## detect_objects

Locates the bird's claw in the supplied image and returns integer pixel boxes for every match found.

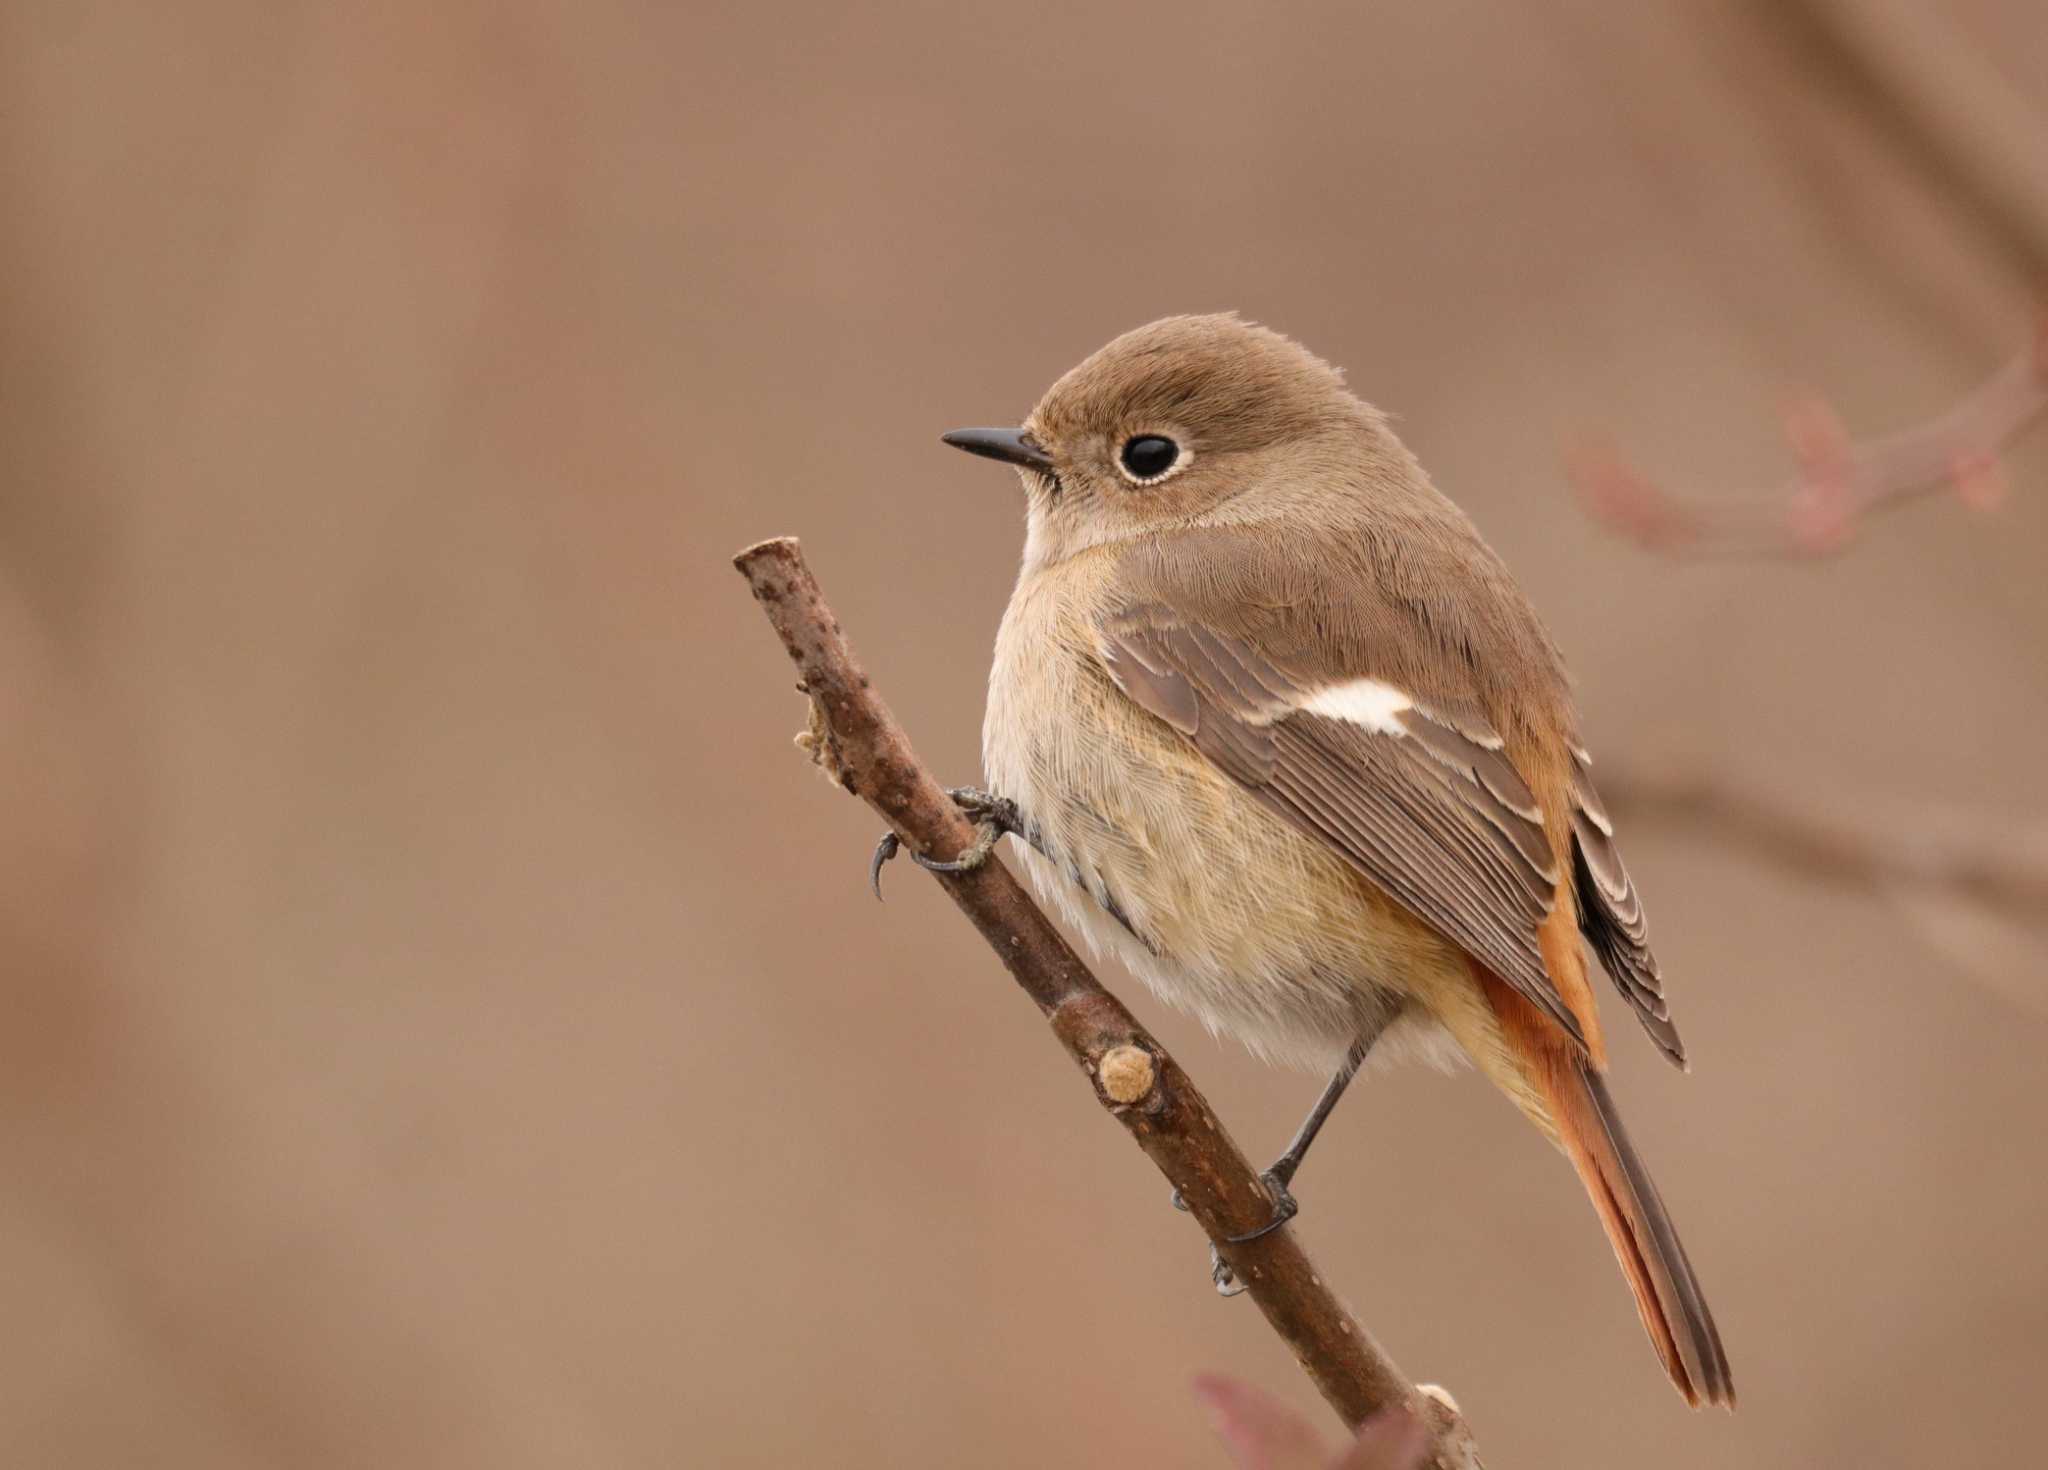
[871,788,1021,898]
[1174,1169,1300,1296]
[1222,1171,1300,1245]
[869,831,901,899]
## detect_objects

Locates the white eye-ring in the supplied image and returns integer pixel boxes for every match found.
[1115,432,1190,486]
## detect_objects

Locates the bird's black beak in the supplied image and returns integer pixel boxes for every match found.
[941,427,1055,472]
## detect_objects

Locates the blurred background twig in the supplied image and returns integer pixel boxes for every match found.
[1570,319,2046,555]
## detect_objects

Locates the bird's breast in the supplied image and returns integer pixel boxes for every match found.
[982,567,1465,1071]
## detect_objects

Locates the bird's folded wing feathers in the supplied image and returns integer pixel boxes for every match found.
[1569,754,1686,1066]
[1096,602,1589,1055]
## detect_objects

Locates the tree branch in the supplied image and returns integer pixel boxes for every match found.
[1596,760,2048,1014]
[733,536,1481,1467]
[1769,0,2048,290]
[1568,316,2047,557]
[1596,761,2048,916]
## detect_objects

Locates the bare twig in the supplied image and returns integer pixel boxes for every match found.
[1574,1,2048,558]
[1569,316,2047,557]
[1891,886,2048,1022]
[1198,1376,1434,1470]
[734,537,1481,1466]
[1597,761,2048,1014]
[1596,762,2048,915]
[1770,0,2048,289]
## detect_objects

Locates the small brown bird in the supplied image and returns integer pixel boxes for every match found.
[938,313,1733,1407]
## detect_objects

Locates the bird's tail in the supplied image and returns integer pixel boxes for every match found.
[1483,975,1735,1407]
[1559,1058,1734,1407]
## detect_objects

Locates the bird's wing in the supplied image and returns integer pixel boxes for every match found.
[1095,598,1588,1055]
[1568,752,1685,1066]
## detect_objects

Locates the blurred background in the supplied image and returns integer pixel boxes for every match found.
[2,1,2043,1465]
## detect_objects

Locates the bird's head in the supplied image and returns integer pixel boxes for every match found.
[945,313,1392,569]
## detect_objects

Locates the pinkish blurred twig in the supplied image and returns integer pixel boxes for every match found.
[1196,1377,1435,1470]
[1569,316,2047,558]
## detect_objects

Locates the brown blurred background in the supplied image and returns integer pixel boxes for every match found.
[2,2,2044,1465]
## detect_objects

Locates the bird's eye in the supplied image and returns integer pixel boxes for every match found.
[1118,435,1180,483]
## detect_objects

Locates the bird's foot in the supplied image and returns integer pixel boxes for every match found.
[870,788,1022,898]
[1207,1242,1246,1297]
[1170,1168,1300,1296]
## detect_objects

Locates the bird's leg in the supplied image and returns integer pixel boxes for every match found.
[1262,1031,1373,1201]
[1181,1024,1384,1297]
[870,788,1025,898]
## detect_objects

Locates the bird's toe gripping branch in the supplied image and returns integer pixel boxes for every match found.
[1174,1168,1302,1297]
[871,787,1024,898]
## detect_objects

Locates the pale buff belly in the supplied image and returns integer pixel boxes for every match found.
[984,595,1501,1075]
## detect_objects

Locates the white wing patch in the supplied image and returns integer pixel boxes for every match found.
[1299,678,1414,735]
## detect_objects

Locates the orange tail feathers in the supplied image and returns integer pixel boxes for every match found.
[1485,975,1735,1408]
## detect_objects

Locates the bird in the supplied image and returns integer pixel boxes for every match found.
[932,312,1733,1408]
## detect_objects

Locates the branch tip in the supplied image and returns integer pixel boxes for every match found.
[732,535,802,574]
